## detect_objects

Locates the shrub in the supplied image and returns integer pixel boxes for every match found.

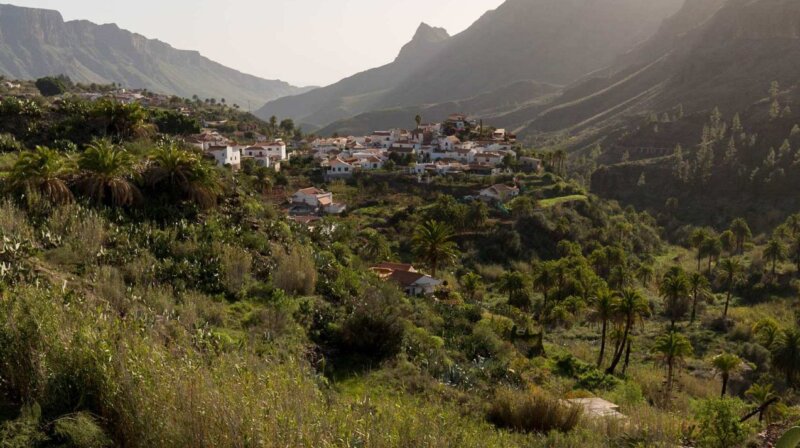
[218,243,252,297]
[52,412,112,448]
[486,388,582,434]
[693,398,749,448]
[272,244,317,296]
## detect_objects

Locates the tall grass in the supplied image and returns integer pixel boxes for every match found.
[486,388,583,434]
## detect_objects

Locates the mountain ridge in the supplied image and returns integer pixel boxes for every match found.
[258,0,684,132]
[0,3,310,108]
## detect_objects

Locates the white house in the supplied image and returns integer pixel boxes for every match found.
[262,140,287,160]
[356,155,384,170]
[291,187,346,215]
[439,136,461,152]
[206,145,241,168]
[474,152,506,166]
[480,184,520,203]
[292,187,333,208]
[326,157,355,178]
[371,131,394,148]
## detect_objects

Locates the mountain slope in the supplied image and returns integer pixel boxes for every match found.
[257,0,683,130]
[0,3,308,108]
[513,0,800,136]
[579,0,800,228]
[255,23,451,126]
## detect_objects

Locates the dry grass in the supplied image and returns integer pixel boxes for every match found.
[487,388,583,434]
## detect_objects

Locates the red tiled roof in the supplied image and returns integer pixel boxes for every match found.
[388,270,426,288]
[373,262,416,272]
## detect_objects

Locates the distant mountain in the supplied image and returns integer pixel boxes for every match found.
[509,0,800,136]
[316,80,559,137]
[255,23,451,127]
[257,0,683,131]
[0,3,310,109]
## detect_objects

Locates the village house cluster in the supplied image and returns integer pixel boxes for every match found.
[187,129,289,171]
[310,114,536,180]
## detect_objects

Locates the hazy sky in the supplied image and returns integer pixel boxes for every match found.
[8,0,505,87]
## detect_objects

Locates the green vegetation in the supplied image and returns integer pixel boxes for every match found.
[0,84,798,448]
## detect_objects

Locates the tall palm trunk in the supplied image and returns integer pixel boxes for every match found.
[721,374,729,398]
[597,319,607,368]
[723,280,733,320]
[622,339,632,375]
[666,360,674,397]
[690,287,699,324]
[606,316,631,375]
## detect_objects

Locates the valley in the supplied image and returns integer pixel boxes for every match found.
[0,0,800,447]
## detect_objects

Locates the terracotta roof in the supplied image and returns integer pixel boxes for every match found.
[373,262,416,272]
[297,187,325,195]
[388,270,427,288]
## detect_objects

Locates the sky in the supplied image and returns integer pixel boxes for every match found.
[7,0,505,87]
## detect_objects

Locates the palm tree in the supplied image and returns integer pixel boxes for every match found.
[412,220,458,277]
[414,114,422,129]
[460,272,483,302]
[711,353,742,397]
[146,142,220,209]
[745,383,777,423]
[688,272,711,324]
[606,288,650,375]
[498,271,527,304]
[653,331,693,399]
[753,318,781,349]
[719,258,743,321]
[359,229,390,262]
[771,328,800,386]
[7,146,73,204]
[533,261,556,313]
[691,228,710,271]
[701,236,722,274]
[637,264,655,289]
[730,218,752,255]
[659,267,691,329]
[589,288,616,368]
[75,139,139,207]
[764,238,787,278]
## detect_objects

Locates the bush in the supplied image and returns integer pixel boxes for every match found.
[693,398,749,448]
[218,243,252,297]
[486,388,582,434]
[52,412,112,448]
[272,244,317,296]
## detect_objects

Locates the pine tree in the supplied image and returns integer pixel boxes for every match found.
[673,144,689,183]
[675,104,684,120]
[732,113,743,134]
[770,81,780,100]
[723,137,738,167]
[770,100,781,120]
[779,139,792,161]
[694,140,715,185]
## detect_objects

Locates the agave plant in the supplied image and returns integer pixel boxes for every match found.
[75,139,140,207]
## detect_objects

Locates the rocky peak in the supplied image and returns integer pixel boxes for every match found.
[394,22,450,63]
